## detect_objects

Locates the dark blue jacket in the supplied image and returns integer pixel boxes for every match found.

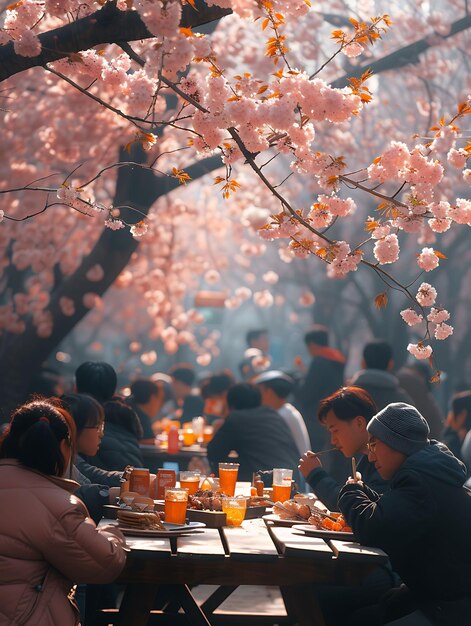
[339,442,471,602]
[88,422,143,472]
[307,454,388,511]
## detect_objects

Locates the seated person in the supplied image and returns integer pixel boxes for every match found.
[206,383,300,482]
[339,402,471,626]
[169,365,204,424]
[253,370,311,457]
[88,399,144,471]
[75,360,117,404]
[0,399,126,625]
[61,394,122,522]
[442,390,471,461]
[127,379,162,440]
[200,371,234,425]
[299,386,388,511]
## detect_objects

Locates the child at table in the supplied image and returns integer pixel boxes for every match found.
[339,402,471,625]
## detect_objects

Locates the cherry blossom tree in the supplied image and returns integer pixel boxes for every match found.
[0,0,470,417]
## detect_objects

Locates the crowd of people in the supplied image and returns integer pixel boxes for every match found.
[1,324,471,625]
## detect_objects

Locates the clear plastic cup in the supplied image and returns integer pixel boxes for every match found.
[272,468,293,503]
[164,487,188,524]
[179,470,201,495]
[218,462,239,496]
[221,496,248,527]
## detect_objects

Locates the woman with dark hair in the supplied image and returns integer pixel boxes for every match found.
[60,393,123,522]
[88,399,144,471]
[0,400,126,626]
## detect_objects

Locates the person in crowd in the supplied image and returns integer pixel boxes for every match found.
[207,383,300,482]
[87,399,144,471]
[396,361,444,439]
[169,365,204,423]
[349,340,412,411]
[200,371,234,424]
[298,386,388,511]
[60,394,122,522]
[339,402,471,625]
[28,365,65,399]
[75,361,117,404]
[239,329,270,380]
[127,378,162,439]
[294,325,346,450]
[442,390,471,461]
[0,399,126,626]
[253,370,310,457]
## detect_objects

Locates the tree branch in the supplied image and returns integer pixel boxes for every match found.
[0,0,231,83]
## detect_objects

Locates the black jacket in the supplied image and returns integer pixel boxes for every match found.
[339,442,471,602]
[207,406,300,482]
[306,454,388,511]
[349,369,413,411]
[87,422,144,472]
[295,354,345,450]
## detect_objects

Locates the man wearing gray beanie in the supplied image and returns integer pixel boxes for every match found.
[338,402,471,625]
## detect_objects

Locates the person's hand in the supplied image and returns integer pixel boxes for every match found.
[345,472,363,487]
[298,451,322,478]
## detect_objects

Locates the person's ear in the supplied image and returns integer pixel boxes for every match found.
[361,358,366,369]
[356,415,367,430]
[387,358,395,371]
[456,409,468,429]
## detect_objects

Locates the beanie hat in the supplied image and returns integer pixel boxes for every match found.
[367,402,430,456]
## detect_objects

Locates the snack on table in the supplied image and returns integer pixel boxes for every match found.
[308,510,352,532]
[188,489,225,511]
[273,499,311,520]
[117,509,165,530]
[119,493,155,512]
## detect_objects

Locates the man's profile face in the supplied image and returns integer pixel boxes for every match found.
[323,410,366,458]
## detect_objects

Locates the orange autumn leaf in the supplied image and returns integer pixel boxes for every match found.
[374,292,388,309]
[434,250,448,260]
[172,167,192,185]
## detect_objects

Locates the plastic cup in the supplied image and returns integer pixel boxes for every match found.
[222,496,248,527]
[203,426,214,444]
[182,429,196,446]
[218,462,239,496]
[272,468,293,503]
[179,471,200,495]
[164,487,188,525]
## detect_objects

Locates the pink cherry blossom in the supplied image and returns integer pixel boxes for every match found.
[427,308,450,324]
[262,271,279,285]
[299,291,315,307]
[416,283,437,307]
[373,234,400,264]
[400,308,424,326]
[417,248,439,272]
[253,289,274,308]
[407,343,433,360]
[140,350,157,365]
[434,322,453,340]
[86,264,105,282]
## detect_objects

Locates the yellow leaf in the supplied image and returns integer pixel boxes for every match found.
[257,85,268,94]
[261,18,269,30]
[374,292,388,309]
[365,220,379,232]
[434,250,448,260]
[180,27,194,38]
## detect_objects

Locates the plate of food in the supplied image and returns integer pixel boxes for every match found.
[262,513,310,527]
[296,524,355,540]
[116,509,205,536]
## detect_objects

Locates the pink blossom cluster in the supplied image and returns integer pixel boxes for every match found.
[407,343,433,360]
[400,308,424,326]
[373,234,400,264]
[417,247,439,272]
[326,243,362,279]
[416,282,437,307]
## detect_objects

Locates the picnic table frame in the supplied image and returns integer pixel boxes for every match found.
[89,518,387,626]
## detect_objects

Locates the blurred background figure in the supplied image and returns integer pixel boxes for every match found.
[397,361,444,439]
[200,371,234,424]
[239,328,271,380]
[75,361,117,405]
[127,378,163,440]
[443,390,471,462]
[253,370,310,457]
[294,325,346,451]
[169,365,204,423]
[349,340,412,410]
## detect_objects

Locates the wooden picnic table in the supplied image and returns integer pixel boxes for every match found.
[90,517,387,626]
[140,443,208,472]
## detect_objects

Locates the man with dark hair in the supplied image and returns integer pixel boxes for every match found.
[254,370,310,456]
[443,390,471,461]
[207,383,300,482]
[200,372,234,424]
[169,365,204,423]
[75,361,117,404]
[128,379,162,440]
[349,339,412,410]
[294,324,346,450]
[298,386,388,511]
[245,328,269,353]
[239,329,270,381]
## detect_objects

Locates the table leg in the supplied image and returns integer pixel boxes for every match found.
[176,584,213,626]
[200,586,238,615]
[281,585,326,626]
[118,582,156,626]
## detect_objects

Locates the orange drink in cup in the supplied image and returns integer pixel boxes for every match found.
[179,471,200,495]
[272,468,293,503]
[182,429,196,446]
[165,487,188,525]
[203,426,214,444]
[218,462,239,496]
[222,496,248,526]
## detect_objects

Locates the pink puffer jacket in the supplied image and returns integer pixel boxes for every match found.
[0,459,127,626]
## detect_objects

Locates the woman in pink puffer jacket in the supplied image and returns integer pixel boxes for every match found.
[0,400,127,626]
